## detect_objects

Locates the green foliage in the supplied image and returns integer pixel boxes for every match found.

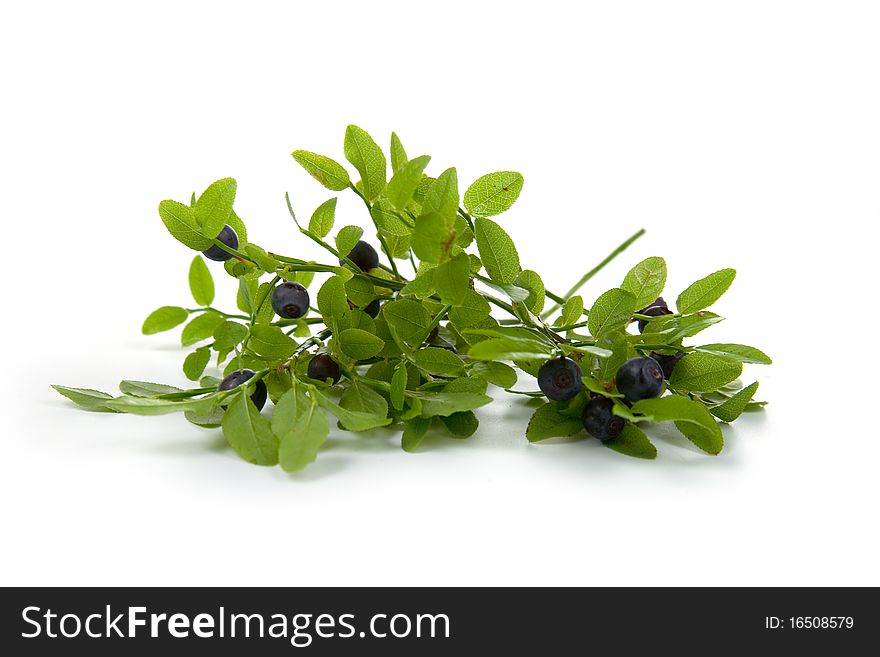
[55,124,769,473]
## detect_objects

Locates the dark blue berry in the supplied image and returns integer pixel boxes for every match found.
[615,357,664,404]
[582,396,626,441]
[271,282,309,319]
[201,225,239,262]
[636,297,672,332]
[650,351,685,379]
[219,369,267,411]
[343,240,379,272]
[537,356,583,402]
[364,299,382,318]
[307,354,342,384]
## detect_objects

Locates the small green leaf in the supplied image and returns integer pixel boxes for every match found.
[382,298,432,350]
[474,217,521,284]
[312,388,392,431]
[463,171,524,217]
[273,390,329,473]
[344,276,376,308]
[468,337,552,361]
[421,167,459,224]
[249,325,297,360]
[51,385,117,412]
[344,124,386,200]
[158,200,212,250]
[390,131,408,172]
[472,361,518,388]
[515,269,546,315]
[243,244,281,273]
[183,347,211,381]
[527,403,584,442]
[669,352,743,393]
[309,197,337,238]
[410,211,452,263]
[221,390,279,465]
[442,411,479,437]
[188,255,215,306]
[212,321,248,350]
[402,416,431,452]
[142,306,189,335]
[696,344,772,365]
[449,290,491,328]
[181,311,224,346]
[103,395,216,416]
[385,155,431,210]
[411,347,465,376]
[336,225,365,258]
[317,275,349,319]
[711,381,760,422]
[119,381,182,397]
[631,395,723,454]
[433,252,471,305]
[587,288,638,337]
[621,256,667,308]
[337,328,384,360]
[194,177,236,238]
[390,364,408,411]
[677,268,736,314]
[558,295,584,326]
[411,391,492,417]
[291,150,350,191]
[603,423,657,459]
[340,380,389,417]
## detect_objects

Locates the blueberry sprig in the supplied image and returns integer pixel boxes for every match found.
[52,125,770,470]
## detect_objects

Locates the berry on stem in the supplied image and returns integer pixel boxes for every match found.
[307,353,342,384]
[636,297,672,332]
[582,396,626,441]
[537,356,583,401]
[202,225,239,262]
[271,282,309,319]
[615,357,664,404]
[219,369,267,411]
[344,240,379,272]
[650,351,685,380]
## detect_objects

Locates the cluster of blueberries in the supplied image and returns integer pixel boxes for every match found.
[536,297,685,442]
[208,224,378,410]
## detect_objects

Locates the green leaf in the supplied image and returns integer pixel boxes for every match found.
[677,268,736,314]
[249,325,297,360]
[385,155,431,210]
[515,269,546,315]
[472,361,518,388]
[411,391,492,417]
[390,364,408,411]
[181,311,224,346]
[344,124,386,200]
[642,312,724,341]
[449,290,491,328]
[463,171,524,217]
[558,295,584,326]
[421,167,459,223]
[587,288,638,337]
[142,306,189,335]
[104,395,216,416]
[309,197,337,238]
[527,403,584,442]
[273,389,329,473]
[335,225,365,258]
[194,177,236,238]
[312,388,392,431]
[119,380,182,397]
[410,211,451,263]
[603,423,657,459]
[711,381,760,422]
[236,276,258,314]
[243,244,281,273]
[631,395,723,454]
[340,380,389,417]
[291,150,350,191]
[442,411,479,437]
[669,352,743,393]
[621,256,667,308]
[467,337,552,361]
[221,390,279,465]
[188,256,215,306]
[382,298,432,350]
[433,252,471,305]
[212,321,248,350]
[411,347,465,376]
[390,132,408,172]
[158,200,212,250]
[474,217,521,284]
[317,275,349,319]
[344,276,376,308]
[183,347,211,381]
[402,416,431,452]
[696,344,772,365]
[337,328,385,360]
[51,385,117,412]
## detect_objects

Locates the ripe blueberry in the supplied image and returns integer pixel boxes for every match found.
[537,356,583,402]
[582,396,627,442]
[307,353,342,384]
[219,369,267,411]
[650,351,685,380]
[343,240,379,272]
[615,357,664,404]
[271,282,309,319]
[636,297,672,332]
[202,225,239,262]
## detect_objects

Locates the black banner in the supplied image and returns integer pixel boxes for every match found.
[1,587,875,654]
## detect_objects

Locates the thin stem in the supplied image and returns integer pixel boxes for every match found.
[349,184,402,280]
[210,237,256,265]
[418,304,451,345]
[457,207,475,232]
[187,307,250,321]
[540,228,646,320]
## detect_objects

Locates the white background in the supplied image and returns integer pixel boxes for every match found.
[1,1,878,586]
